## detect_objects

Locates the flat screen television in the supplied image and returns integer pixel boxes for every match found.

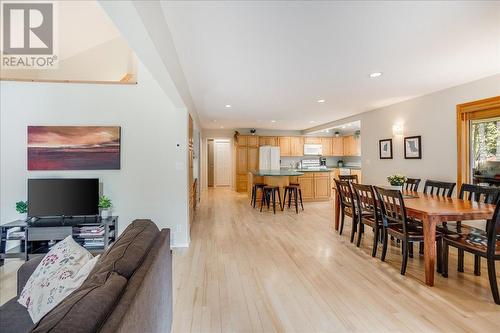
[28,179,99,217]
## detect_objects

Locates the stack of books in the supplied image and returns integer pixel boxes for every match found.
[73,226,105,249]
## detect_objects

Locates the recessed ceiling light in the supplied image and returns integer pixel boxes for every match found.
[317,99,325,103]
[342,125,346,129]
[369,72,383,78]
[271,120,276,123]
[220,125,224,129]
[225,104,232,108]
[309,120,316,124]
[213,120,217,122]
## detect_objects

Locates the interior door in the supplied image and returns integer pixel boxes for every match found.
[215,141,231,186]
[207,139,214,187]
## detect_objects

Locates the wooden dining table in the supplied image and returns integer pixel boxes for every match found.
[332,188,496,286]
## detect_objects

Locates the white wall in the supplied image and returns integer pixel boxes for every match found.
[307,74,500,188]
[0,61,190,247]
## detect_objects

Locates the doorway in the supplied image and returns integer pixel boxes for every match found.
[214,139,231,187]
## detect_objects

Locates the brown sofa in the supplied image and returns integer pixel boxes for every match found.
[0,220,172,333]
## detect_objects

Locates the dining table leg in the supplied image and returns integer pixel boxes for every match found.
[422,214,438,286]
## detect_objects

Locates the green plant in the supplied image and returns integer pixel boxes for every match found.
[99,196,112,209]
[16,201,28,214]
[387,174,407,186]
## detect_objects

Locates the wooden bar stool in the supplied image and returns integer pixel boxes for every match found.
[251,183,267,208]
[283,184,304,214]
[260,186,282,214]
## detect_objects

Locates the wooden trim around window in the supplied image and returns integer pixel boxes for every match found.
[456,96,500,191]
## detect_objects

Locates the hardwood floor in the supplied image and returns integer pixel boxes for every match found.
[172,188,500,332]
[1,188,499,332]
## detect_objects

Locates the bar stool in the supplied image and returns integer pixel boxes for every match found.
[251,183,267,208]
[260,186,282,214]
[283,184,304,214]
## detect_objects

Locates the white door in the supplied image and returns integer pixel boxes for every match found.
[215,141,231,186]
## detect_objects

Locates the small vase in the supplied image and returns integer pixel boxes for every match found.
[19,213,27,221]
[101,209,109,219]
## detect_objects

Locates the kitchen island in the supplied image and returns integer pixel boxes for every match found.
[248,169,333,202]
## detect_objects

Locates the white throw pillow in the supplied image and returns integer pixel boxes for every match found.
[18,236,97,323]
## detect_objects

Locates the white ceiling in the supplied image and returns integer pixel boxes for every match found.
[162,1,500,130]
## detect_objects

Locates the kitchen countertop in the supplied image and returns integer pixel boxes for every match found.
[327,166,362,170]
[250,169,305,176]
[292,168,334,172]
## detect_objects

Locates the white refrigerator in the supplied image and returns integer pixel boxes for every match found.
[259,146,280,170]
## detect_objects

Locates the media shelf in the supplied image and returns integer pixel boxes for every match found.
[0,216,118,265]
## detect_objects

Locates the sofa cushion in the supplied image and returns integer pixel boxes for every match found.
[0,298,34,333]
[30,272,127,333]
[92,219,159,279]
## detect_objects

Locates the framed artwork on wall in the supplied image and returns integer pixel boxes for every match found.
[404,135,422,159]
[28,126,121,170]
[379,139,393,159]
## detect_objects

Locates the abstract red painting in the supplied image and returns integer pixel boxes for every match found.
[28,126,121,170]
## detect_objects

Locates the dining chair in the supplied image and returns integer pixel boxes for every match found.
[423,180,456,197]
[339,174,358,183]
[352,183,382,257]
[404,178,421,192]
[440,183,500,275]
[442,201,500,305]
[374,186,443,275]
[334,179,358,243]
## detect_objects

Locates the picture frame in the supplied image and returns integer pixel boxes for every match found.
[404,135,422,159]
[379,139,393,159]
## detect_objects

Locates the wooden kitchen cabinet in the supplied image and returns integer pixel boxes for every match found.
[247,135,259,147]
[314,173,331,199]
[279,137,291,156]
[259,136,278,146]
[290,137,304,156]
[304,137,322,144]
[237,135,248,147]
[331,137,344,156]
[321,137,332,156]
[343,135,361,156]
[247,146,259,171]
[236,146,248,174]
[297,175,314,200]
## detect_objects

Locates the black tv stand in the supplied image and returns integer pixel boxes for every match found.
[1,216,118,265]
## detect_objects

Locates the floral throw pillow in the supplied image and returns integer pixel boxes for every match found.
[18,236,96,323]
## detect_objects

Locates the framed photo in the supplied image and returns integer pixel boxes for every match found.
[404,135,422,159]
[379,139,393,159]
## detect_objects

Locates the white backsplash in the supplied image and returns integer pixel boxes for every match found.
[280,156,361,168]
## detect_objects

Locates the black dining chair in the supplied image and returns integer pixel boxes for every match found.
[440,183,500,275]
[352,183,382,257]
[374,186,443,275]
[442,201,500,305]
[423,180,456,197]
[339,174,358,183]
[335,179,358,243]
[404,178,421,192]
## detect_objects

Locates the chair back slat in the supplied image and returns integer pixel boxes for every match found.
[352,183,378,219]
[404,178,421,191]
[423,180,456,197]
[374,187,411,236]
[459,183,500,204]
[339,175,358,184]
[335,179,355,208]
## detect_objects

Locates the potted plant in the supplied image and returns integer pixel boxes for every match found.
[16,201,28,220]
[387,174,407,190]
[99,195,112,219]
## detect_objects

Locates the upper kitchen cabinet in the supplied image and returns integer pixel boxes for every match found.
[304,137,322,144]
[343,135,361,156]
[259,136,278,146]
[331,137,344,156]
[320,137,332,156]
[247,135,259,147]
[290,137,304,156]
[279,137,291,156]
